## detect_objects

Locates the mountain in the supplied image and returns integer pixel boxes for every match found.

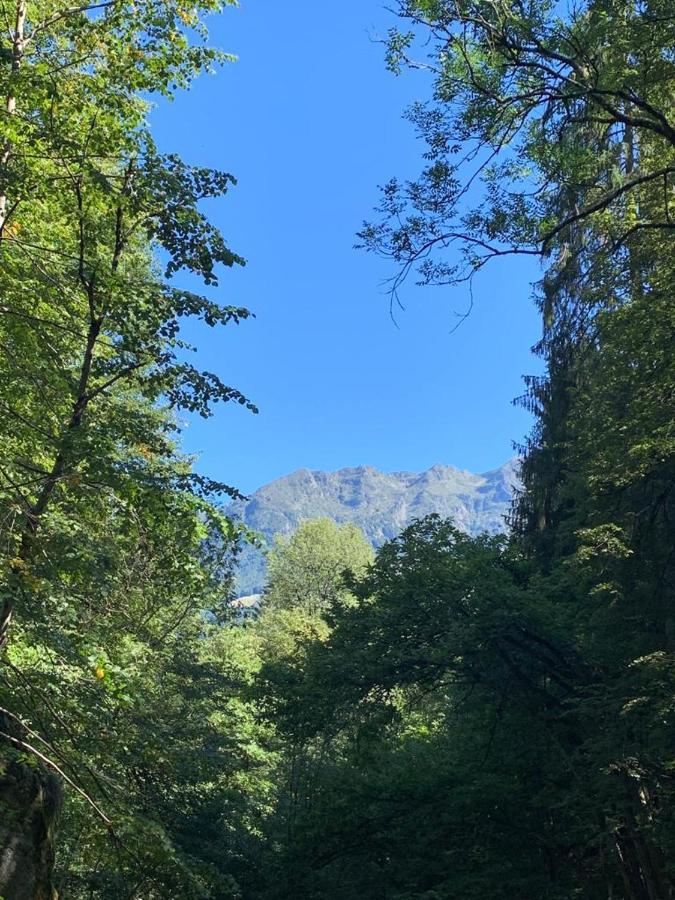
[231,459,520,595]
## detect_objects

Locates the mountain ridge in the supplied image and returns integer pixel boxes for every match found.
[231,459,520,594]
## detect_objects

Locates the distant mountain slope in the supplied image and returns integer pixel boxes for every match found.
[231,460,520,595]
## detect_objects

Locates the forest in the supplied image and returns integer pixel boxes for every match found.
[0,0,674,897]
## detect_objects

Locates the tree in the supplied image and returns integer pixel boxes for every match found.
[256,517,595,899]
[354,1,675,897]
[265,519,374,618]
[0,0,256,893]
[359,0,674,297]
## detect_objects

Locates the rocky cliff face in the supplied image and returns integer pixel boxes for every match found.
[231,459,520,594]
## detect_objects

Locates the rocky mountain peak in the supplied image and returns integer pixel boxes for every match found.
[231,459,520,594]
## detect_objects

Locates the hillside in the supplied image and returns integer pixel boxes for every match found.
[231,459,520,594]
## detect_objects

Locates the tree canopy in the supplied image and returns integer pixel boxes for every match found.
[1,0,674,897]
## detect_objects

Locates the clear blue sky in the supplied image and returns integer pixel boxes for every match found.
[150,0,543,496]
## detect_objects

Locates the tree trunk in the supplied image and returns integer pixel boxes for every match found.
[615,830,673,900]
[0,740,62,900]
[0,0,26,237]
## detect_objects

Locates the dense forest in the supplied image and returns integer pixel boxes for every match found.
[0,0,673,897]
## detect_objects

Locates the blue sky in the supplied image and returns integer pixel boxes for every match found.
[150,0,543,496]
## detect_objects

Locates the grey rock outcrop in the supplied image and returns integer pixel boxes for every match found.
[231,459,520,595]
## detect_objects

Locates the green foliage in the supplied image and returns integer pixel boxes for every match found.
[258,0,675,897]
[265,518,374,617]
[358,0,675,297]
[1,0,673,896]
[0,0,261,893]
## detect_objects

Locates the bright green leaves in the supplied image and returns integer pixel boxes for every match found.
[0,0,255,892]
[265,518,374,619]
